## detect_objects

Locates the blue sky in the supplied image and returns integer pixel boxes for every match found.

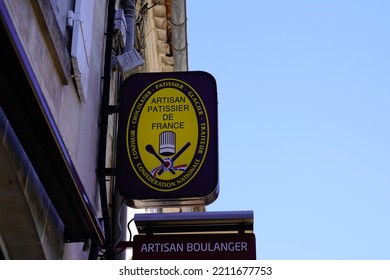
[186,1,390,259]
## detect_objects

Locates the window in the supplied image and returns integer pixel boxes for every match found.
[67,0,96,103]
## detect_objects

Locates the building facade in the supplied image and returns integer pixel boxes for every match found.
[0,0,188,260]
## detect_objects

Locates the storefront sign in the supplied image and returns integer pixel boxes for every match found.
[132,233,256,260]
[116,72,218,208]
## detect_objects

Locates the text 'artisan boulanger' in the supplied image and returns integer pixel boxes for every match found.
[140,241,248,253]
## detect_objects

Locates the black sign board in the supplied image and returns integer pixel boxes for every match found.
[132,233,256,260]
[116,71,219,208]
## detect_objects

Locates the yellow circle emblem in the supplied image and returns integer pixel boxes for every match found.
[126,78,209,192]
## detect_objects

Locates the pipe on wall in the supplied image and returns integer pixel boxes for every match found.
[110,0,138,260]
[170,0,188,71]
[96,0,117,260]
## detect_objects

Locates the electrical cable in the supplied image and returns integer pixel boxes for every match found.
[112,217,135,257]
[127,218,135,242]
[112,199,126,249]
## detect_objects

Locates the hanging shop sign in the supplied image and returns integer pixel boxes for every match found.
[132,233,256,260]
[116,71,218,208]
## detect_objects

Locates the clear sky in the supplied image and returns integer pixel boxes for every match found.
[186,0,390,260]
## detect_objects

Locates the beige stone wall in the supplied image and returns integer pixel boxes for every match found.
[3,0,107,206]
[140,0,174,72]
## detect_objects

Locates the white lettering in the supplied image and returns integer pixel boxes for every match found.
[186,242,248,252]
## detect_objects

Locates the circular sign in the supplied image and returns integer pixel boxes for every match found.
[126,78,209,192]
